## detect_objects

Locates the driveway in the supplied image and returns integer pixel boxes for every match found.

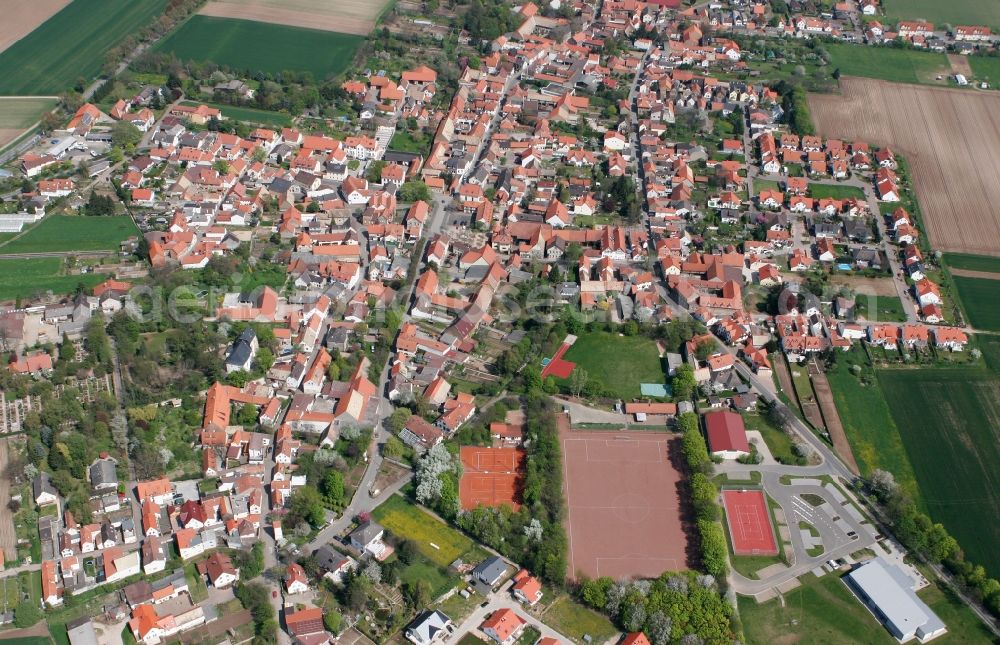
[448,581,572,643]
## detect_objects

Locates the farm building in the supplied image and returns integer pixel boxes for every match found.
[704,410,749,459]
[845,557,946,643]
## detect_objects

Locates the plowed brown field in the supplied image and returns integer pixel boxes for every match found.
[808,77,1000,256]
[199,0,390,35]
[0,0,71,54]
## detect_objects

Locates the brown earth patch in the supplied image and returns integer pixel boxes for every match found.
[828,274,899,297]
[947,54,972,77]
[949,268,1000,280]
[0,130,23,151]
[198,0,391,35]
[0,0,72,55]
[808,77,1000,256]
[0,439,16,563]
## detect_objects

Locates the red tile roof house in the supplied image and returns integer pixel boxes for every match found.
[704,410,750,460]
[511,569,543,606]
[285,562,310,594]
[198,552,240,588]
[620,634,651,645]
[480,608,526,645]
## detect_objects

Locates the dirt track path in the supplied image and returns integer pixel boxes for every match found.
[949,268,1000,280]
[808,363,860,475]
[0,440,16,564]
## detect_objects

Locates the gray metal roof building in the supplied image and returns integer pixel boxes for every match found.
[845,557,946,643]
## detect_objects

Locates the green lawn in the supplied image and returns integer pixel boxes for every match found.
[389,129,433,155]
[883,0,1000,29]
[153,16,363,80]
[968,56,1000,84]
[739,570,993,645]
[944,252,1000,274]
[0,0,168,95]
[825,347,921,502]
[753,179,782,193]
[557,331,666,399]
[855,294,907,323]
[827,44,950,85]
[878,367,1000,577]
[0,258,103,301]
[372,494,483,568]
[0,98,57,129]
[179,100,291,127]
[809,183,866,200]
[540,595,618,645]
[952,276,1000,331]
[399,558,458,598]
[741,412,800,465]
[0,215,137,254]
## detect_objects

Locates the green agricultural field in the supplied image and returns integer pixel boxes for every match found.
[809,183,866,200]
[372,494,485,568]
[827,44,950,85]
[0,98,57,129]
[179,101,291,127]
[0,216,138,254]
[153,16,362,80]
[557,331,667,399]
[878,367,1000,577]
[883,0,1000,29]
[944,252,1000,274]
[825,347,921,501]
[0,0,168,95]
[968,56,1000,84]
[0,258,103,301]
[739,569,994,645]
[952,276,1000,331]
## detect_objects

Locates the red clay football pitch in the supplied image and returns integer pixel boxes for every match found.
[559,414,690,579]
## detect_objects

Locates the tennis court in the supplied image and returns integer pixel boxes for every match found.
[722,489,779,556]
[458,447,526,511]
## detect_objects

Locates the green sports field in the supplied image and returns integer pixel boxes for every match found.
[556,331,667,399]
[952,276,1000,331]
[153,16,362,80]
[879,367,1000,577]
[0,258,103,301]
[827,44,950,85]
[883,0,1000,29]
[0,0,168,95]
[0,215,138,254]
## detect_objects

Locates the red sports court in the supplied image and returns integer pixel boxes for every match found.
[541,334,577,379]
[458,447,526,511]
[559,414,690,580]
[722,489,779,556]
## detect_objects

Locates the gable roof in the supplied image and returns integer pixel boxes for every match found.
[704,410,749,453]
